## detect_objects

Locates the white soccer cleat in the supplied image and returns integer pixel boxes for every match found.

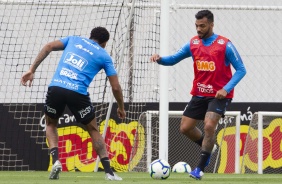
[49,160,62,180]
[105,173,123,181]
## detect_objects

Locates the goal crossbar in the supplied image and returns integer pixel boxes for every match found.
[2,1,282,11]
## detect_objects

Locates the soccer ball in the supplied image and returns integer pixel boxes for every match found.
[149,159,171,179]
[172,161,191,173]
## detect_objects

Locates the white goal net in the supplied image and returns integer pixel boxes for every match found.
[241,112,282,174]
[0,0,160,171]
[135,111,241,173]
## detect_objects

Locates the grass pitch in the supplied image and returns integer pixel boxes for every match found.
[0,171,281,184]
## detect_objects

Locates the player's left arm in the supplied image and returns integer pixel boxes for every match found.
[104,56,126,119]
[21,40,65,87]
[222,41,247,94]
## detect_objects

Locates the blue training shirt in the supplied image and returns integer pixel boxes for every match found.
[158,34,246,93]
[49,36,117,95]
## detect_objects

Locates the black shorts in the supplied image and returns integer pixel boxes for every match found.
[183,96,232,120]
[44,86,95,125]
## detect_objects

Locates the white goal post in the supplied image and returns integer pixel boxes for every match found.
[144,110,241,173]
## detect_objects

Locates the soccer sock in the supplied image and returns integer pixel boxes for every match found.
[194,135,204,147]
[197,150,211,171]
[101,157,114,176]
[50,147,59,164]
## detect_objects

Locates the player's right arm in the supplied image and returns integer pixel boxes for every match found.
[150,42,192,66]
[21,40,65,87]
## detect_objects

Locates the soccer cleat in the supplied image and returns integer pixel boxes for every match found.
[189,167,204,180]
[49,160,62,180]
[105,173,123,181]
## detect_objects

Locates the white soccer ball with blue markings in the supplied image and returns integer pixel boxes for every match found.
[172,161,191,173]
[149,159,171,179]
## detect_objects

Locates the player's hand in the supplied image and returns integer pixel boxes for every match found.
[215,89,227,99]
[150,54,161,62]
[117,108,126,119]
[21,70,34,87]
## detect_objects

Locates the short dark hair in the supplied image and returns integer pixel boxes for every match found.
[89,27,110,44]
[195,10,214,22]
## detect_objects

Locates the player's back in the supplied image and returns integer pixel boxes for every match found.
[49,36,116,95]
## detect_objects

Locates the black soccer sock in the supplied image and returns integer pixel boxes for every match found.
[50,147,59,164]
[197,151,211,171]
[101,157,114,176]
[194,135,204,147]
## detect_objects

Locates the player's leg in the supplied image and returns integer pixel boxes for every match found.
[180,116,202,143]
[68,91,122,180]
[190,112,220,180]
[189,112,219,180]
[181,96,208,180]
[190,98,232,180]
[84,118,112,171]
[181,96,207,146]
[84,119,122,180]
[198,111,221,169]
[45,115,59,160]
[181,116,217,151]
[44,86,66,180]
[45,115,62,180]
[201,98,232,168]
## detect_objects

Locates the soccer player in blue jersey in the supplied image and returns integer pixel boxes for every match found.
[150,10,246,180]
[21,27,125,180]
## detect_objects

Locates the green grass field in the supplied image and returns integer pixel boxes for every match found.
[0,172,281,184]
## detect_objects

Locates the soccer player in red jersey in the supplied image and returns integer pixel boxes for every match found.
[150,10,246,180]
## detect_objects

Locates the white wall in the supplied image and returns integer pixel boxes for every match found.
[164,1,282,102]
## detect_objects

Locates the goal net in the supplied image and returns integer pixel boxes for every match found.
[134,111,241,173]
[241,112,282,174]
[0,0,160,171]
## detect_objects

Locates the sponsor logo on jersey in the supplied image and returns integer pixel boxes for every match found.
[64,52,88,71]
[60,67,78,80]
[82,39,100,50]
[78,106,92,118]
[75,44,93,55]
[217,39,225,44]
[197,83,214,93]
[53,79,79,90]
[196,60,215,71]
[192,39,200,44]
